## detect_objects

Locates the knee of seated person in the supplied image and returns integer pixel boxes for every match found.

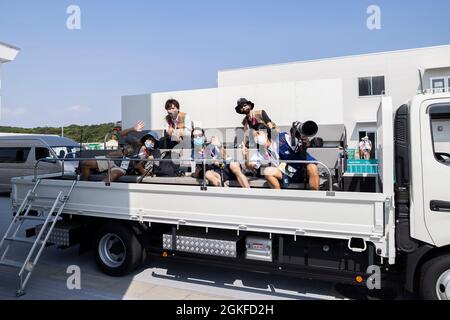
[82,160,94,167]
[230,162,239,171]
[263,167,276,177]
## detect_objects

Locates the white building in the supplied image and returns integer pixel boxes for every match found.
[0,41,20,111]
[122,45,450,147]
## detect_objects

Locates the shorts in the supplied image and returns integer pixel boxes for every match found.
[287,167,306,183]
[96,157,126,175]
[198,165,235,183]
[283,153,317,183]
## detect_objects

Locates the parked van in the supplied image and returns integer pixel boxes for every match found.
[0,134,80,192]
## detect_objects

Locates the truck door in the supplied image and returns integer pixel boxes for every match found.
[421,101,450,246]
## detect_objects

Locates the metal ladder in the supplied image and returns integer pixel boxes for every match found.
[0,178,78,297]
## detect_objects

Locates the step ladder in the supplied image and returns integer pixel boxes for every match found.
[0,178,78,297]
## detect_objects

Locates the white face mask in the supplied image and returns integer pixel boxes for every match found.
[256,135,268,146]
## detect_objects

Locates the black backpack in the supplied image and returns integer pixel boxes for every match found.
[310,137,324,148]
[154,151,182,177]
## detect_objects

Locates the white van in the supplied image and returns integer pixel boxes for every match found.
[0,134,80,193]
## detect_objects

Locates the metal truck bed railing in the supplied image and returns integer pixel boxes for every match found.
[34,156,335,191]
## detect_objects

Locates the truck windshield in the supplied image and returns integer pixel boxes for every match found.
[51,146,81,159]
[430,104,450,165]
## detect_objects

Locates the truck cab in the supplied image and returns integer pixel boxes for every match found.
[395,93,450,300]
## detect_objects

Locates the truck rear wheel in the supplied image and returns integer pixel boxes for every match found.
[419,254,450,300]
[93,223,143,277]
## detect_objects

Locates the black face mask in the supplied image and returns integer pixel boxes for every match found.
[236,104,251,115]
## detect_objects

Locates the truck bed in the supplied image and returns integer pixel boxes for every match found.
[10,172,395,263]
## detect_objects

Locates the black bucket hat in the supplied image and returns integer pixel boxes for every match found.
[235,98,255,114]
[139,131,160,147]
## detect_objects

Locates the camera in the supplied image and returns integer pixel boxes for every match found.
[290,121,319,152]
[290,121,319,138]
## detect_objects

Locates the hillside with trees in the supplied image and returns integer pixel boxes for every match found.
[0,123,116,143]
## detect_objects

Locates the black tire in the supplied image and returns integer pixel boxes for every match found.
[138,248,148,269]
[93,223,143,277]
[419,254,450,300]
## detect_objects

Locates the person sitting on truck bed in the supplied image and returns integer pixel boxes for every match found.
[191,127,236,187]
[243,123,287,189]
[133,131,161,178]
[278,125,320,191]
[80,121,145,181]
[159,99,193,149]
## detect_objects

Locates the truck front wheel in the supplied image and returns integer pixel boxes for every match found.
[419,254,450,300]
[93,223,143,277]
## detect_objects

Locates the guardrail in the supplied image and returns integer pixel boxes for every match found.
[34,155,334,191]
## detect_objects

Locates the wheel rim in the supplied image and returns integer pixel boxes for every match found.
[436,269,450,300]
[98,233,126,268]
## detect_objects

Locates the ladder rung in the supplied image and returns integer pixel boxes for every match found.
[30,196,60,201]
[0,259,22,269]
[4,237,43,245]
[17,216,49,222]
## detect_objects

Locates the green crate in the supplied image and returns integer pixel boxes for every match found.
[347,149,356,160]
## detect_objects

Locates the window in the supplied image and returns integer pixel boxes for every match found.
[35,147,51,160]
[430,104,450,166]
[51,146,80,159]
[430,77,450,92]
[0,147,31,163]
[358,76,385,97]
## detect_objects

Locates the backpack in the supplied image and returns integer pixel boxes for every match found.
[154,151,182,177]
[310,137,324,148]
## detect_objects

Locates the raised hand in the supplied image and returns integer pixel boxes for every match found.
[134,121,145,132]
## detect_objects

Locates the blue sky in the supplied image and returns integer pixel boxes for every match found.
[1,0,450,128]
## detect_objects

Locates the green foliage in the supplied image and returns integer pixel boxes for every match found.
[0,123,117,143]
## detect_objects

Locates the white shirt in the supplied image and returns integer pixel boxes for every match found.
[359,140,372,152]
[105,139,119,150]
[249,140,280,170]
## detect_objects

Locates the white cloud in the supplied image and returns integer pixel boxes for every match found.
[67,105,91,112]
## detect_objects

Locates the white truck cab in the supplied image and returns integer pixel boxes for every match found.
[407,94,450,246]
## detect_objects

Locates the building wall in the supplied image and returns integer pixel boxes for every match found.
[0,42,20,117]
[218,45,450,146]
[122,79,344,132]
[122,45,450,148]
[121,94,152,130]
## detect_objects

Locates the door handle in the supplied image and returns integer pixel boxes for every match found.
[430,200,450,212]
